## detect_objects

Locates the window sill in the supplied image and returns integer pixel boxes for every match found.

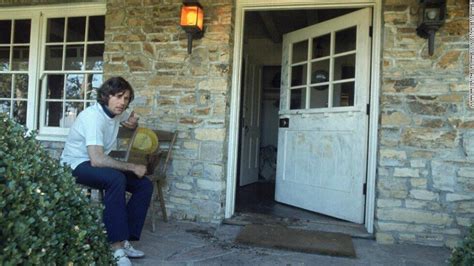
[36,134,67,142]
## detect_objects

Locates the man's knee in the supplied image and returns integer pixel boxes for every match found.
[104,170,127,189]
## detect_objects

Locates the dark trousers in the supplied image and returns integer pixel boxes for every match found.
[73,161,153,243]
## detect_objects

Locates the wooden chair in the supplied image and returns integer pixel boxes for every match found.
[145,130,178,232]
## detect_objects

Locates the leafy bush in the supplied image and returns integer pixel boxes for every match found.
[450,224,474,266]
[0,113,114,265]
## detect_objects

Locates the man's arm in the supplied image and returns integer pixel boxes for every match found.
[87,145,147,177]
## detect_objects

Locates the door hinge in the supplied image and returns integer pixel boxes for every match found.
[363,183,367,195]
[366,103,370,115]
[369,26,373,37]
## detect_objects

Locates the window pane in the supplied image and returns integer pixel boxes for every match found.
[14,74,28,98]
[65,44,84,70]
[312,34,330,59]
[311,59,330,84]
[47,18,65,42]
[333,82,354,107]
[0,100,10,114]
[334,55,355,81]
[291,64,306,86]
[87,73,102,100]
[45,101,62,126]
[0,47,10,71]
[66,74,84,100]
[86,44,104,70]
[292,40,308,63]
[290,88,306,110]
[46,75,64,100]
[45,45,63,70]
[13,100,27,125]
[0,20,12,44]
[0,74,12,97]
[67,17,86,42]
[88,16,105,41]
[12,46,29,71]
[63,102,83,128]
[310,85,329,108]
[335,26,356,54]
[14,20,31,44]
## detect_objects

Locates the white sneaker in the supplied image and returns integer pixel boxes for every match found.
[113,249,132,266]
[123,240,145,258]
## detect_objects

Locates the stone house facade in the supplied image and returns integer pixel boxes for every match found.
[0,0,470,248]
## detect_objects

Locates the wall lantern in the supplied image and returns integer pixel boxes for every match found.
[416,0,446,56]
[180,0,204,54]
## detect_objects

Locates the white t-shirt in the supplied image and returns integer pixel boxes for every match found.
[60,103,130,170]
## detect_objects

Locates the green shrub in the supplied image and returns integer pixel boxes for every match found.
[0,113,114,265]
[450,224,474,266]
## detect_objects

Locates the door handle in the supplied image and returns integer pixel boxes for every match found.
[279,118,289,128]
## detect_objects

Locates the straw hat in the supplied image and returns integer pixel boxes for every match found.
[132,127,159,154]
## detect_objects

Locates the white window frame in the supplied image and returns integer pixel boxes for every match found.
[0,3,106,141]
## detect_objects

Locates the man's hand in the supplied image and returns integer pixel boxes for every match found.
[131,164,147,178]
[122,111,139,129]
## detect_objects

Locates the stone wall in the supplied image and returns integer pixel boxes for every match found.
[104,0,233,222]
[377,0,472,247]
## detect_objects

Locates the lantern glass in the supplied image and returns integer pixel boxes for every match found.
[180,5,203,31]
[425,8,440,21]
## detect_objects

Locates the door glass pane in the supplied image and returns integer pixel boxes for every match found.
[14,74,28,98]
[311,59,330,84]
[334,54,355,81]
[66,74,84,100]
[335,26,356,54]
[13,100,27,125]
[86,44,104,70]
[0,20,12,44]
[310,85,329,108]
[45,101,62,126]
[0,74,12,97]
[14,20,31,43]
[65,45,84,70]
[312,33,330,59]
[46,75,64,99]
[0,47,10,71]
[0,100,10,114]
[88,16,105,41]
[47,18,65,42]
[87,73,102,100]
[12,46,29,71]
[292,40,308,63]
[67,17,86,42]
[333,82,354,107]
[45,45,63,70]
[290,88,306,110]
[291,64,306,86]
[64,102,83,128]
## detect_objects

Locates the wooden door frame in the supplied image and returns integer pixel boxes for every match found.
[225,0,382,234]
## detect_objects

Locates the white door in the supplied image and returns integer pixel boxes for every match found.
[239,56,262,186]
[275,8,372,223]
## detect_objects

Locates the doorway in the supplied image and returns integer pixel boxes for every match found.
[228,6,376,237]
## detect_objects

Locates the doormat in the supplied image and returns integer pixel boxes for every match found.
[235,224,356,257]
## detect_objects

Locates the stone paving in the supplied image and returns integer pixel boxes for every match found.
[131,220,451,265]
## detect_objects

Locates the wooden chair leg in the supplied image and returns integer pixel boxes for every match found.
[156,179,168,223]
[151,182,157,232]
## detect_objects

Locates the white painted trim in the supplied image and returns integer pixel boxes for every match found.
[226,0,382,235]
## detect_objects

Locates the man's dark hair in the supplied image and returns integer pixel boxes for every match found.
[97,76,135,106]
